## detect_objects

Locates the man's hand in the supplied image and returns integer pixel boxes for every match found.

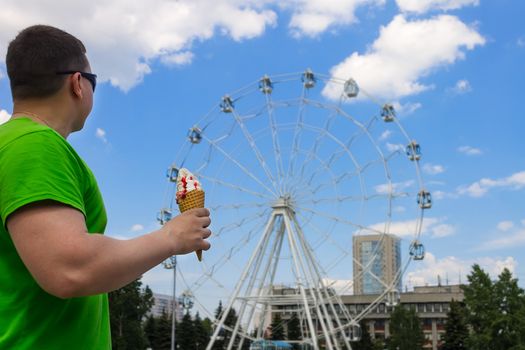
[162,208,212,255]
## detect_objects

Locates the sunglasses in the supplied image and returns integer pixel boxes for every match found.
[56,71,97,92]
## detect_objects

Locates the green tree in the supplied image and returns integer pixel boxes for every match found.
[144,315,157,349]
[491,268,525,349]
[212,301,225,350]
[353,320,374,350]
[441,300,468,350]
[177,311,196,349]
[287,314,302,349]
[211,302,242,349]
[388,306,424,350]
[462,264,496,349]
[109,278,154,350]
[152,310,173,350]
[270,313,285,340]
[372,338,385,350]
[194,312,210,350]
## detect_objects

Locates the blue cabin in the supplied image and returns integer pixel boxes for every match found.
[250,340,293,350]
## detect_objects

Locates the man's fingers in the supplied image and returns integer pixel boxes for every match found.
[200,216,211,228]
[202,228,212,239]
[188,208,210,217]
[200,240,211,251]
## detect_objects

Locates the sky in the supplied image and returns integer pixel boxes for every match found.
[1,0,524,316]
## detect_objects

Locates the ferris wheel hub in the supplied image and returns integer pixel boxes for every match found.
[271,195,295,211]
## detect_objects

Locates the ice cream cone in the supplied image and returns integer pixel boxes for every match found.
[178,189,205,261]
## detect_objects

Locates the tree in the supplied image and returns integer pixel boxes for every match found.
[109,278,154,350]
[194,312,210,350]
[441,300,468,350]
[211,302,242,349]
[270,313,285,340]
[461,265,525,350]
[462,264,496,349]
[144,315,158,350]
[211,301,225,350]
[151,310,173,350]
[177,311,196,349]
[353,320,374,350]
[388,306,424,350]
[491,268,525,349]
[287,314,302,349]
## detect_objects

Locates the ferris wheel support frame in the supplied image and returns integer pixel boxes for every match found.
[206,197,356,350]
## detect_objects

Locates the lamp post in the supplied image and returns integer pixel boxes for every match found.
[163,256,177,350]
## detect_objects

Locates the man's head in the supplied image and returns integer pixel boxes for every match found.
[6,25,91,101]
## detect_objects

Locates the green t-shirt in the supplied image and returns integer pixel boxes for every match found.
[0,118,111,349]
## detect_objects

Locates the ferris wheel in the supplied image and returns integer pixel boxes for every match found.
[158,69,430,350]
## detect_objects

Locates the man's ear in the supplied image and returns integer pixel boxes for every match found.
[70,72,83,98]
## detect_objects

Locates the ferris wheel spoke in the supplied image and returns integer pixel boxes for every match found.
[200,134,278,197]
[297,191,408,206]
[198,174,273,201]
[297,108,339,182]
[284,90,308,193]
[295,205,383,235]
[264,93,286,195]
[230,108,280,194]
[209,201,269,211]
[213,209,270,239]
[296,211,352,272]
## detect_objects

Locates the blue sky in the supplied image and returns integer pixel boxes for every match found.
[1,0,524,314]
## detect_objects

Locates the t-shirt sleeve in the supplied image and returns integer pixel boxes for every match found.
[0,131,86,224]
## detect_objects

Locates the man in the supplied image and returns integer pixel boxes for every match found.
[0,25,211,349]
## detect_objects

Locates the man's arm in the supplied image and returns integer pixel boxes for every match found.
[7,201,211,299]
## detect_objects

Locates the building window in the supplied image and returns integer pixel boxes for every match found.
[434,303,442,312]
[418,304,425,313]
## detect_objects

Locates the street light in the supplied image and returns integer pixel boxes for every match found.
[163,256,177,350]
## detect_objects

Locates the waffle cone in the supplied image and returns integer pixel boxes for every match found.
[178,190,205,261]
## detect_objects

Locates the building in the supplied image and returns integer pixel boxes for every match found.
[340,284,464,350]
[353,234,402,295]
[149,293,183,321]
[272,284,463,350]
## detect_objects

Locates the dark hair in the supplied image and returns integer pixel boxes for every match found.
[6,25,88,100]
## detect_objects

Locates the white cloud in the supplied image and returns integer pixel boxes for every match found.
[95,127,108,143]
[405,253,517,289]
[286,0,385,38]
[423,163,445,175]
[0,1,278,91]
[458,171,525,198]
[392,101,422,115]
[457,145,482,155]
[131,224,145,232]
[431,223,455,238]
[323,15,485,100]
[160,51,194,66]
[476,228,525,251]
[451,79,471,94]
[386,142,405,153]
[379,130,392,141]
[374,180,414,195]
[497,221,514,232]
[369,216,455,238]
[322,278,354,295]
[0,0,389,91]
[397,0,479,14]
[0,109,11,125]
[518,37,525,48]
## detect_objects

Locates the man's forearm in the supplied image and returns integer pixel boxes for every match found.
[60,229,173,298]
